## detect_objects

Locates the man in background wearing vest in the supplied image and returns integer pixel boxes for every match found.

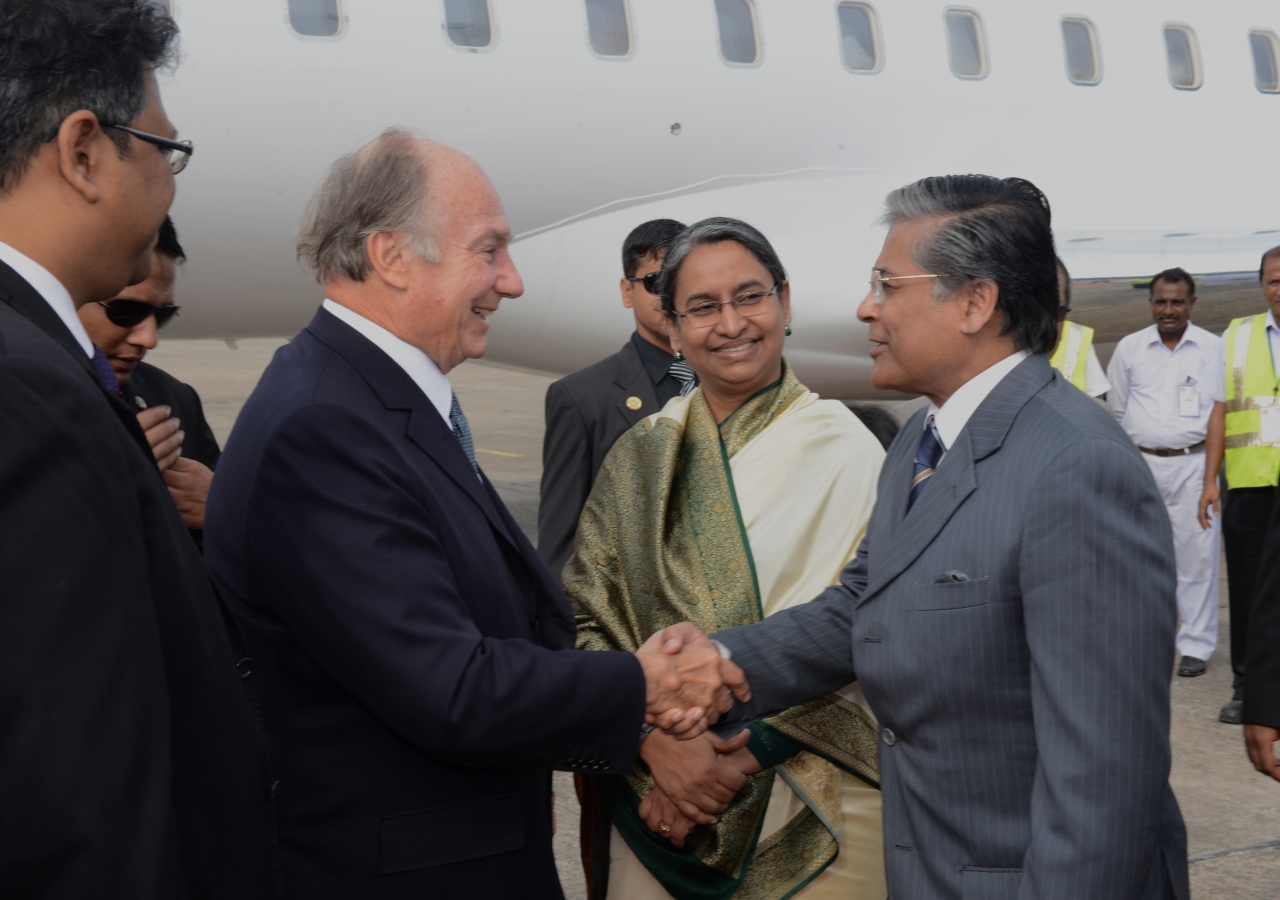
[1109,268,1223,679]
[1200,245,1280,725]
[1052,256,1109,399]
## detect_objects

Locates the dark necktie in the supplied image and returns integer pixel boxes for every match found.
[908,419,945,511]
[669,358,698,398]
[449,392,479,474]
[92,345,124,398]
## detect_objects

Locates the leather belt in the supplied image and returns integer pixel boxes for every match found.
[1138,442,1206,457]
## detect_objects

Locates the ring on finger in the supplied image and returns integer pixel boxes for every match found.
[659,823,671,835]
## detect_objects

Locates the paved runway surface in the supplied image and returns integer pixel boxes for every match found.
[148,337,1280,899]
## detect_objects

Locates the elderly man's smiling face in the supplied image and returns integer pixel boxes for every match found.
[402,150,523,373]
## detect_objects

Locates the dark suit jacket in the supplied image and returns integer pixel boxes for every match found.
[0,261,278,899]
[1244,491,1280,728]
[205,308,646,899]
[538,337,659,575]
[127,360,222,470]
[715,355,1189,900]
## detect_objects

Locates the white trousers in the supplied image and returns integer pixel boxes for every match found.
[1144,452,1220,661]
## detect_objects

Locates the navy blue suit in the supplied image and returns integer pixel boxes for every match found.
[205,308,645,898]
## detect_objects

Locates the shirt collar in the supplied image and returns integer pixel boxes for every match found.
[1142,321,1202,349]
[1268,310,1279,334]
[0,240,93,357]
[631,330,677,385]
[322,298,454,429]
[926,349,1032,450]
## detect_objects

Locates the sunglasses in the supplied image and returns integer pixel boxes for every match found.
[97,299,181,329]
[626,271,662,294]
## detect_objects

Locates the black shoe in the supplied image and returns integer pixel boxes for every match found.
[1177,656,1207,677]
[1219,700,1243,725]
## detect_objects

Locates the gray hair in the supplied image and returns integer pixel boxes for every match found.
[296,127,440,284]
[657,217,787,315]
[879,175,1059,355]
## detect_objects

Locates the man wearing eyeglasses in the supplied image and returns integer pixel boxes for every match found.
[538,218,690,576]
[78,215,221,543]
[0,2,275,897]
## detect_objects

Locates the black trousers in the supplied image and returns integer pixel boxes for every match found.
[1223,486,1277,696]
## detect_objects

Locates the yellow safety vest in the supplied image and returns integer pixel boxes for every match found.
[1223,313,1280,488]
[1049,320,1093,391]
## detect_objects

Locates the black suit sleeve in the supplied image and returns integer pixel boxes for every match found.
[248,402,645,773]
[181,382,221,471]
[1245,492,1280,728]
[0,357,180,898]
[537,379,594,577]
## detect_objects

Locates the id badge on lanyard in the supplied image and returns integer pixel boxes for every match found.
[1178,383,1199,418]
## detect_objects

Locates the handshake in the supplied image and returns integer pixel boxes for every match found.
[634,622,752,739]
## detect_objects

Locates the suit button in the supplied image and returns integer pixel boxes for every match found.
[882,728,896,746]
[236,658,253,679]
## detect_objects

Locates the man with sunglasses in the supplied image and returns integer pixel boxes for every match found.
[79,216,221,544]
[538,218,690,576]
[0,2,275,897]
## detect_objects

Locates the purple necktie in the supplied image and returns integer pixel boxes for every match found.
[92,345,124,398]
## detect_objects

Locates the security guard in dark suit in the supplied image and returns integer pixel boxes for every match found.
[538,219,692,575]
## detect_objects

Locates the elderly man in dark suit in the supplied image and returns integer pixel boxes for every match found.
[674,175,1189,899]
[0,2,277,897]
[538,218,689,575]
[205,129,744,899]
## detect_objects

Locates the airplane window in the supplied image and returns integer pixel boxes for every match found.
[1163,25,1201,90]
[837,3,881,72]
[1061,18,1100,85]
[586,0,632,57]
[445,0,493,49]
[288,0,342,37]
[1250,30,1280,93]
[715,0,760,65]
[945,9,988,79]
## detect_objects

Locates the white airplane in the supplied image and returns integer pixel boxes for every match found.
[159,0,1280,397]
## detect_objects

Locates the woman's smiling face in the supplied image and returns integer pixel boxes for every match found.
[668,240,790,412]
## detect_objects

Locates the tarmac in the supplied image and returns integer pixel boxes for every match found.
[147,337,1280,900]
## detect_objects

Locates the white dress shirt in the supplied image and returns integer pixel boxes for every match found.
[1107,323,1224,451]
[322,298,454,431]
[1214,309,1280,400]
[925,349,1032,454]
[0,240,93,357]
[1080,345,1111,398]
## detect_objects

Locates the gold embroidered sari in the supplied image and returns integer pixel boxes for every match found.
[566,362,886,900]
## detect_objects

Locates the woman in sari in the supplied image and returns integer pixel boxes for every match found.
[565,218,887,900]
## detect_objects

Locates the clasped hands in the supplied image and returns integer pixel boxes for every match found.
[635,622,751,740]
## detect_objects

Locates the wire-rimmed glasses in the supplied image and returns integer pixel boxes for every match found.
[100,123,193,174]
[869,268,944,304]
[670,283,783,328]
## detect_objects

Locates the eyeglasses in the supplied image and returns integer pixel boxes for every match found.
[1056,305,1072,322]
[626,271,662,294]
[97,299,181,329]
[869,269,945,304]
[671,283,782,327]
[100,123,193,174]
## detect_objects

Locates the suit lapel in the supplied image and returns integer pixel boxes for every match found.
[0,260,153,456]
[612,339,660,426]
[306,309,520,551]
[859,354,1055,605]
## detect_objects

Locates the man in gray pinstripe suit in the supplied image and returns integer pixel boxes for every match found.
[692,176,1189,899]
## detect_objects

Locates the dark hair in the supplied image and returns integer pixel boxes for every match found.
[0,0,178,193]
[1260,245,1280,281]
[881,175,1059,355]
[658,217,787,316]
[1055,255,1072,307]
[156,214,185,263]
[622,218,686,277]
[844,403,900,451]
[1149,267,1195,297]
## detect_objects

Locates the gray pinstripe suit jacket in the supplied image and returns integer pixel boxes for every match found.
[715,354,1189,900]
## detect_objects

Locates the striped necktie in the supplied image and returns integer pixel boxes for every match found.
[669,358,698,398]
[92,345,124,398]
[449,393,479,474]
[908,419,945,511]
